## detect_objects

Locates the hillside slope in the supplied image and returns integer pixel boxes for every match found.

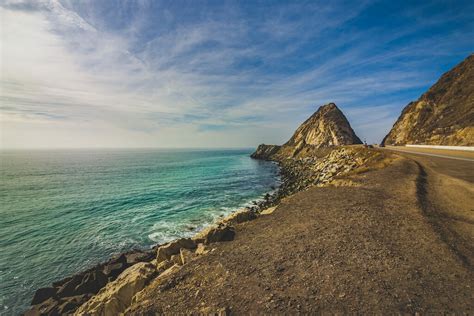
[383,54,474,146]
[285,103,362,148]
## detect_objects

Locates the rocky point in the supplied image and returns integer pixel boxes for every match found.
[251,102,362,161]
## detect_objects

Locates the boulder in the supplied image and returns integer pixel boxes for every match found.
[156,238,196,263]
[195,243,209,255]
[102,254,128,280]
[57,274,83,298]
[125,250,155,265]
[74,262,157,316]
[28,250,157,315]
[57,294,92,315]
[170,254,183,266]
[199,225,236,244]
[260,206,277,215]
[24,297,58,316]
[31,287,57,305]
[156,259,173,272]
[180,248,197,264]
[222,209,257,225]
[52,276,72,288]
[74,269,108,295]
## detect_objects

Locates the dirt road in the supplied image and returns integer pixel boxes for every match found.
[127,153,474,314]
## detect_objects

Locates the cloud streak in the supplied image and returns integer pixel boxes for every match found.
[1,0,473,148]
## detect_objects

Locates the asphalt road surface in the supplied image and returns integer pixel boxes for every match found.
[383,146,474,183]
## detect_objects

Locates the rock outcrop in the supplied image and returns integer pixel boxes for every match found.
[192,224,236,245]
[25,249,155,315]
[383,54,474,146]
[250,144,281,160]
[156,238,196,263]
[265,146,387,197]
[74,262,157,316]
[75,222,239,315]
[284,103,362,149]
[251,103,362,160]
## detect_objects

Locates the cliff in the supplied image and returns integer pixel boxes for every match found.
[383,54,474,146]
[284,103,362,148]
[250,144,281,160]
[251,103,362,160]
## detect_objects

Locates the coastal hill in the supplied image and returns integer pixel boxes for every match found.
[251,103,362,160]
[285,103,362,148]
[383,54,474,146]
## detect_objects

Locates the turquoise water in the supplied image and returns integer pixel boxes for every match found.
[0,148,280,314]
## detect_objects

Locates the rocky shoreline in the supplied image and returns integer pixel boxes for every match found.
[25,160,283,315]
[25,146,381,315]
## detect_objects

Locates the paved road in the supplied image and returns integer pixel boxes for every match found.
[383,146,474,183]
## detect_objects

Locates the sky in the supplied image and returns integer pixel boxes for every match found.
[0,0,473,148]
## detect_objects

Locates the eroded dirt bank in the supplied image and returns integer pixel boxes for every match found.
[125,154,474,314]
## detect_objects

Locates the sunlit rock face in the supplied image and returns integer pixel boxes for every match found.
[250,144,281,160]
[383,54,474,146]
[251,102,362,160]
[284,103,362,148]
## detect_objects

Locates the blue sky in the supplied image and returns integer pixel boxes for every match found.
[1,0,473,148]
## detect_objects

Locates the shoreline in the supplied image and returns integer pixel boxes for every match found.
[26,146,382,315]
[24,158,286,315]
[125,150,474,314]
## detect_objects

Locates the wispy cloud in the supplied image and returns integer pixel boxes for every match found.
[1,0,473,148]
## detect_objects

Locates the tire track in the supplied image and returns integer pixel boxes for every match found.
[415,161,472,270]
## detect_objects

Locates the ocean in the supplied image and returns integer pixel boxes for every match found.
[0,148,280,314]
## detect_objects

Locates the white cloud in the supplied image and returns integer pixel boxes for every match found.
[1,0,472,148]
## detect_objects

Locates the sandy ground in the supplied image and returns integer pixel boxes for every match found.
[126,153,474,314]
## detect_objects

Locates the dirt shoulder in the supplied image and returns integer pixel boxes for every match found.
[126,155,474,314]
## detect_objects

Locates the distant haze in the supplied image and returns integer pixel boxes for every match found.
[1,0,473,148]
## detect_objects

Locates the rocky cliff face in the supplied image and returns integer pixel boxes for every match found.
[383,54,474,146]
[25,250,156,315]
[251,103,362,160]
[250,144,281,160]
[285,103,362,149]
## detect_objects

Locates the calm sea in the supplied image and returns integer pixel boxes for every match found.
[0,148,280,314]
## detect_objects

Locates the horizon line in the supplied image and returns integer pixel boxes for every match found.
[0,146,258,151]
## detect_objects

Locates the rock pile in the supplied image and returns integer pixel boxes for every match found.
[248,147,374,213]
[26,209,260,315]
[74,262,157,316]
[66,223,238,315]
[25,250,155,315]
